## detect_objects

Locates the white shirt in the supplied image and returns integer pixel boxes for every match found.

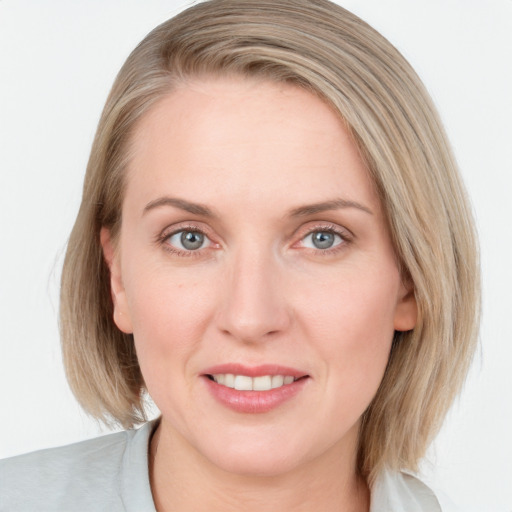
[0,421,456,511]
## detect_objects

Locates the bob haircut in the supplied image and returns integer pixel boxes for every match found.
[60,0,480,482]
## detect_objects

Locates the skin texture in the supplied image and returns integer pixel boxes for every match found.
[101,77,417,511]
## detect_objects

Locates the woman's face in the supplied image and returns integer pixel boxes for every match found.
[103,77,416,476]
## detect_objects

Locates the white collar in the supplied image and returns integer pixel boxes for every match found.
[370,469,448,512]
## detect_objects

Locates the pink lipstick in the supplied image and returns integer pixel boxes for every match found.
[201,364,309,413]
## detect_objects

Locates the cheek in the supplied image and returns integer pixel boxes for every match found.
[300,266,398,405]
[303,264,398,342]
[125,268,215,390]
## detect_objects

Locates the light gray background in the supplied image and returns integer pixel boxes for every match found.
[0,1,511,510]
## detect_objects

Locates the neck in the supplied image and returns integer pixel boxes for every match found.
[149,419,370,512]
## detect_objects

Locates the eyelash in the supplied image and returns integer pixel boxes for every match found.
[156,222,352,257]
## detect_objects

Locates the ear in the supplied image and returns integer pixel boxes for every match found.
[100,227,133,334]
[393,278,418,332]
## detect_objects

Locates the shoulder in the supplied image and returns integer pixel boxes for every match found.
[371,469,462,512]
[0,422,157,512]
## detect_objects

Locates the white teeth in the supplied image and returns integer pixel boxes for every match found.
[253,375,272,391]
[211,373,298,390]
[271,375,284,389]
[234,375,253,391]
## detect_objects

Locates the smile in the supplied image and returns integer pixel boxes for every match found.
[202,365,310,413]
[208,374,298,391]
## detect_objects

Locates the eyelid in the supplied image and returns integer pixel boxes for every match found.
[294,221,353,240]
[158,222,209,239]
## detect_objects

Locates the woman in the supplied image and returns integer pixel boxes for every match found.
[0,0,480,510]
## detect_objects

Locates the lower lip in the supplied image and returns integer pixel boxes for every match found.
[203,376,309,414]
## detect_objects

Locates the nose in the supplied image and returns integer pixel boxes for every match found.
[216,248,292,343]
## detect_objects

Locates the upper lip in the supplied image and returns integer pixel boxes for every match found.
[201,363,309,379]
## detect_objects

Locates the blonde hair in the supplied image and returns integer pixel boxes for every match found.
[60,0,480,482]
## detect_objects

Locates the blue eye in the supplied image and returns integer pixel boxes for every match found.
[168,230,211,251]
[302,230,343,250]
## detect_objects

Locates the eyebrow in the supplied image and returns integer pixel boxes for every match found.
[143,197,214,217]
[289,198,373,216]
[143,196,373,218]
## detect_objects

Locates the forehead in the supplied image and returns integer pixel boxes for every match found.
[124,77,379,215]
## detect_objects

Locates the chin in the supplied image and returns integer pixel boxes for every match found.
[210,450,302,478]
[195,431,321,478]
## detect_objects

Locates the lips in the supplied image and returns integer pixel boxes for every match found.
[201,364,310,413]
